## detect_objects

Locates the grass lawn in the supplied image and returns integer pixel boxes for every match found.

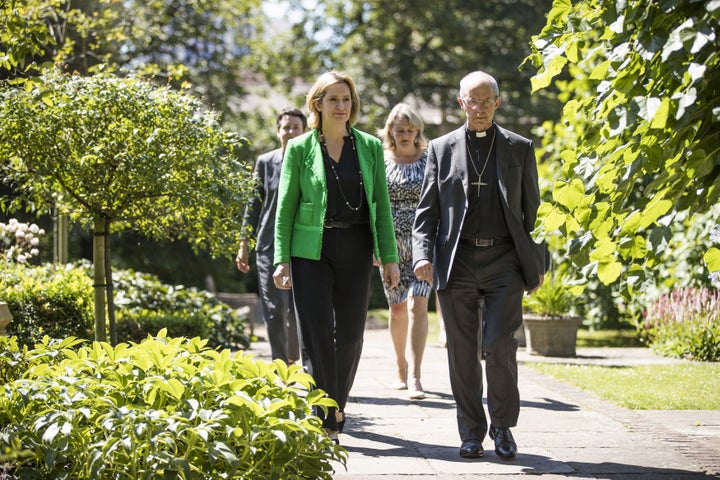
[368,309,719,410]
[529,362,720,410]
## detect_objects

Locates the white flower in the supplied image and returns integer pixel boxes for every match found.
[711,224,720,243]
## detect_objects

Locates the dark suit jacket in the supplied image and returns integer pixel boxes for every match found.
[241,149,283,253]
[412,124,545,291]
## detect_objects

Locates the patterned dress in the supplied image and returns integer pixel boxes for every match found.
[381,150,432,305]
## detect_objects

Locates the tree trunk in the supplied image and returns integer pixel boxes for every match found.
[104,219,117,346]
[53,208,69,264]
[93,217,107,342]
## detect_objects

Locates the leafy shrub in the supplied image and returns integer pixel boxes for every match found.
[0,333,345,479]
[0,262,95,346]
[115,309,210,343]
[1,261,249,350]
[639,287,720,361]
[112,267,250,350]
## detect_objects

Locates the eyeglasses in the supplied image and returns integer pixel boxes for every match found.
[462,97,497,109]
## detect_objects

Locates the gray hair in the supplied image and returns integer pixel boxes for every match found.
[458,71,500,98]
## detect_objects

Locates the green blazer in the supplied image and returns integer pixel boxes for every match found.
[274,128,399,265]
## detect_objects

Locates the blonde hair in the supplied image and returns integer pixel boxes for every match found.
[377,103,428,151]
[306,71,360,130]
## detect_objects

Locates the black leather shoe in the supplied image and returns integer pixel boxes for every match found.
[459,439,484,458]
[489,425,517,460]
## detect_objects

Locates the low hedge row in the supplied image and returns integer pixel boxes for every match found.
[0,261,249,351]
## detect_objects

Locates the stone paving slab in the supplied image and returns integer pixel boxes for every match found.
[247,323,720,479]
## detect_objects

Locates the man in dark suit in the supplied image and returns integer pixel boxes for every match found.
[236,107,306,364]
[412,71,545,460]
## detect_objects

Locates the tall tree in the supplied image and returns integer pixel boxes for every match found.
[0,0,276,293]
[0,71,252,342]
[524,0,720,290]
[285,0,557,137]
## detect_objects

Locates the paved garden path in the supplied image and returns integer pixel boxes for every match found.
[247,322,720,479]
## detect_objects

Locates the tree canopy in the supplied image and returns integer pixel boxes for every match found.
[285,0,556,137]
[525,0,720,293]
[0,0,278,132]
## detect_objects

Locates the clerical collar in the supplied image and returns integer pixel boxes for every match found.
[466,123,495,138]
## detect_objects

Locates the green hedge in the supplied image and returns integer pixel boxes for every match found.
[0,263,94,346]
[0,261,249,350]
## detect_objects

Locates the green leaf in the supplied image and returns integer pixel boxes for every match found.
[618,210,643,235]
[639,196,673,229]
[531,51,568,91]
[618,235,648,260]
[552,179,585,210]
[42,422,61,443]
[590,237,617,261]
[650,97,670,129]
[597,259,623,284]
[704,247,720,271]
[543,206,568,232]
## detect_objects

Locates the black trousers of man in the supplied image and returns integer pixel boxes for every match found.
[437,241,524,442]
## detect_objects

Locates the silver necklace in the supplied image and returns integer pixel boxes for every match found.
[466,129,496,198]
[319,127,364,212]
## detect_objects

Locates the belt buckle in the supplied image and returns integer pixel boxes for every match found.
[324,220,333,229]
[475,238,493,247]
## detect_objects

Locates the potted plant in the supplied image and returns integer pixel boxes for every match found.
[522,268,582,356]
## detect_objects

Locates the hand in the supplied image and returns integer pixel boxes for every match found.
[382,262,400,289]
[235,244,250,273]
[372,256,381,267]
[413,260,433,283]
[527,274,544,294]
[273,263,292,290]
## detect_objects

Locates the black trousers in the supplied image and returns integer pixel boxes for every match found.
[291,225,373,431]
[256,250,300,363]
[437,241,524,442]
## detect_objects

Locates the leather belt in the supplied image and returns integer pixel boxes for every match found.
[460,237,511,247]
[324,220,353,229]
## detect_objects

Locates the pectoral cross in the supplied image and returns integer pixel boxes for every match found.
[471,178,487,197]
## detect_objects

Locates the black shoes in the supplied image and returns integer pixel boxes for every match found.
[458,439,484,458]
[489,425,517,460]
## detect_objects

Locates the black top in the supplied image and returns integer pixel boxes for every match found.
[322,135,370,224]
[460,125,510,240]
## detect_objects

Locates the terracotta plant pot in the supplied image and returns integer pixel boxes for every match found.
[0,302,12,335]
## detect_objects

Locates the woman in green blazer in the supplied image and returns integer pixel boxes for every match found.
[273,71,399,443]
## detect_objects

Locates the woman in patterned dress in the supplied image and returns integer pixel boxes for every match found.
[377,103,431,400]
